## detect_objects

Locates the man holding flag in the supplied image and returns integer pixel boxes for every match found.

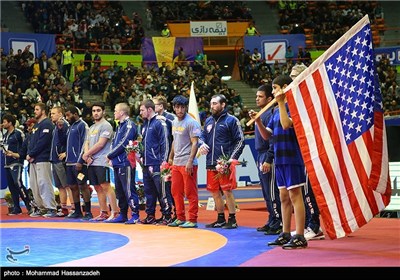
[251,15,391,240]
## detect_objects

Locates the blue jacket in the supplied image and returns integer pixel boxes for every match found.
[200,109,245,168]
[141,114,167,166]
[27,118,54,163]
[3,128,24,166]
[161,111,175,157]
[255,107,274,164]
[50,119,68,163]
[108,117,137,168]
[58,118,88,165]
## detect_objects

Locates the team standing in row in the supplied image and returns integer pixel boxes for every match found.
[3,72,323,249]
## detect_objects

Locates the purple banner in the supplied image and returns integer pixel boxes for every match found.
[142,37,203,66]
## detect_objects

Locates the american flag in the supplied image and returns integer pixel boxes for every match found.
[285,15,391,239]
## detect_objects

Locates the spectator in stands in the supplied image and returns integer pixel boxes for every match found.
[195,50,205,67]
[237,48,246,81]
[93,52,102,69]
[175,47,186,66]
[245,22,260,36]
[84,49,92,71]
[62,45,74,81]
[31,58,41,78]
[24,82,42,103]
[161,24,170,37]
[111,34,122,55]
[285,45,294,63]
[145,8,153,30]
[251,48,262,67]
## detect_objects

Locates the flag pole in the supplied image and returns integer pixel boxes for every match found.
[246,98,276,126]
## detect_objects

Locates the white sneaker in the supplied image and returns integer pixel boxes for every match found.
[105,212,118,222]
[29,210,42,217]
[304,227,325,240]
[290,228,307,236]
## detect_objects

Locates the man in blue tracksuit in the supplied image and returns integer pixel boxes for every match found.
[199,94,245,229]
[139,99,172,225]
[57,105,91,219]
[253,84,282,235]
[106,102,140,224]
[2,114,31,215]
[153,95,176,222]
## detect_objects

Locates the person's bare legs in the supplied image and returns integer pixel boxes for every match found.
[103,182,119,220]
[93,185,108,220]
[289,187,305,236]
[66,186,74,209]
[280,188,292,233]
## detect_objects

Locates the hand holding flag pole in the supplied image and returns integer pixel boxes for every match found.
[246,98,276,126]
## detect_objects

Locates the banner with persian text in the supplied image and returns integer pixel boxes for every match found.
[190,21,227,37]
[375,46,400,65]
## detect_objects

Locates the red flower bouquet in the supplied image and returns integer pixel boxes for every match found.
[160,161,172,182]
[215,155,241,188]
[126,140,143,168]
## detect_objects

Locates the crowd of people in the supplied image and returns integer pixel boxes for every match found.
[21,1,144,54]
[19,1,254,54]
[277,1,385,47]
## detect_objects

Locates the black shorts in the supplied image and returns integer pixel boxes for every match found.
[87,166,111,185]
[66,165,88,185]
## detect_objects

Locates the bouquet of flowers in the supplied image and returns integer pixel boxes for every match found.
[160,161,172,182]
[136,181,146,207]
[126,140,143,168]
[214,155,247,189]
[215,155,239,178]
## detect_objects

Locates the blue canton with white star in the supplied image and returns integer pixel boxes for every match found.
[324,24,383,145]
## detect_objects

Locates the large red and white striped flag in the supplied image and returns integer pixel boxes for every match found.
[285,15,391,239]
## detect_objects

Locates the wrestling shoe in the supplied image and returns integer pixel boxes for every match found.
[221,219,238,229]
[141,215,157,224]
[167,219,185,227]
[105,214,128,223]
[125,214,140,224]
[179,221,198,228]
[267,232,291,246]
[282,234,308,249]
[205,220,226,228]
